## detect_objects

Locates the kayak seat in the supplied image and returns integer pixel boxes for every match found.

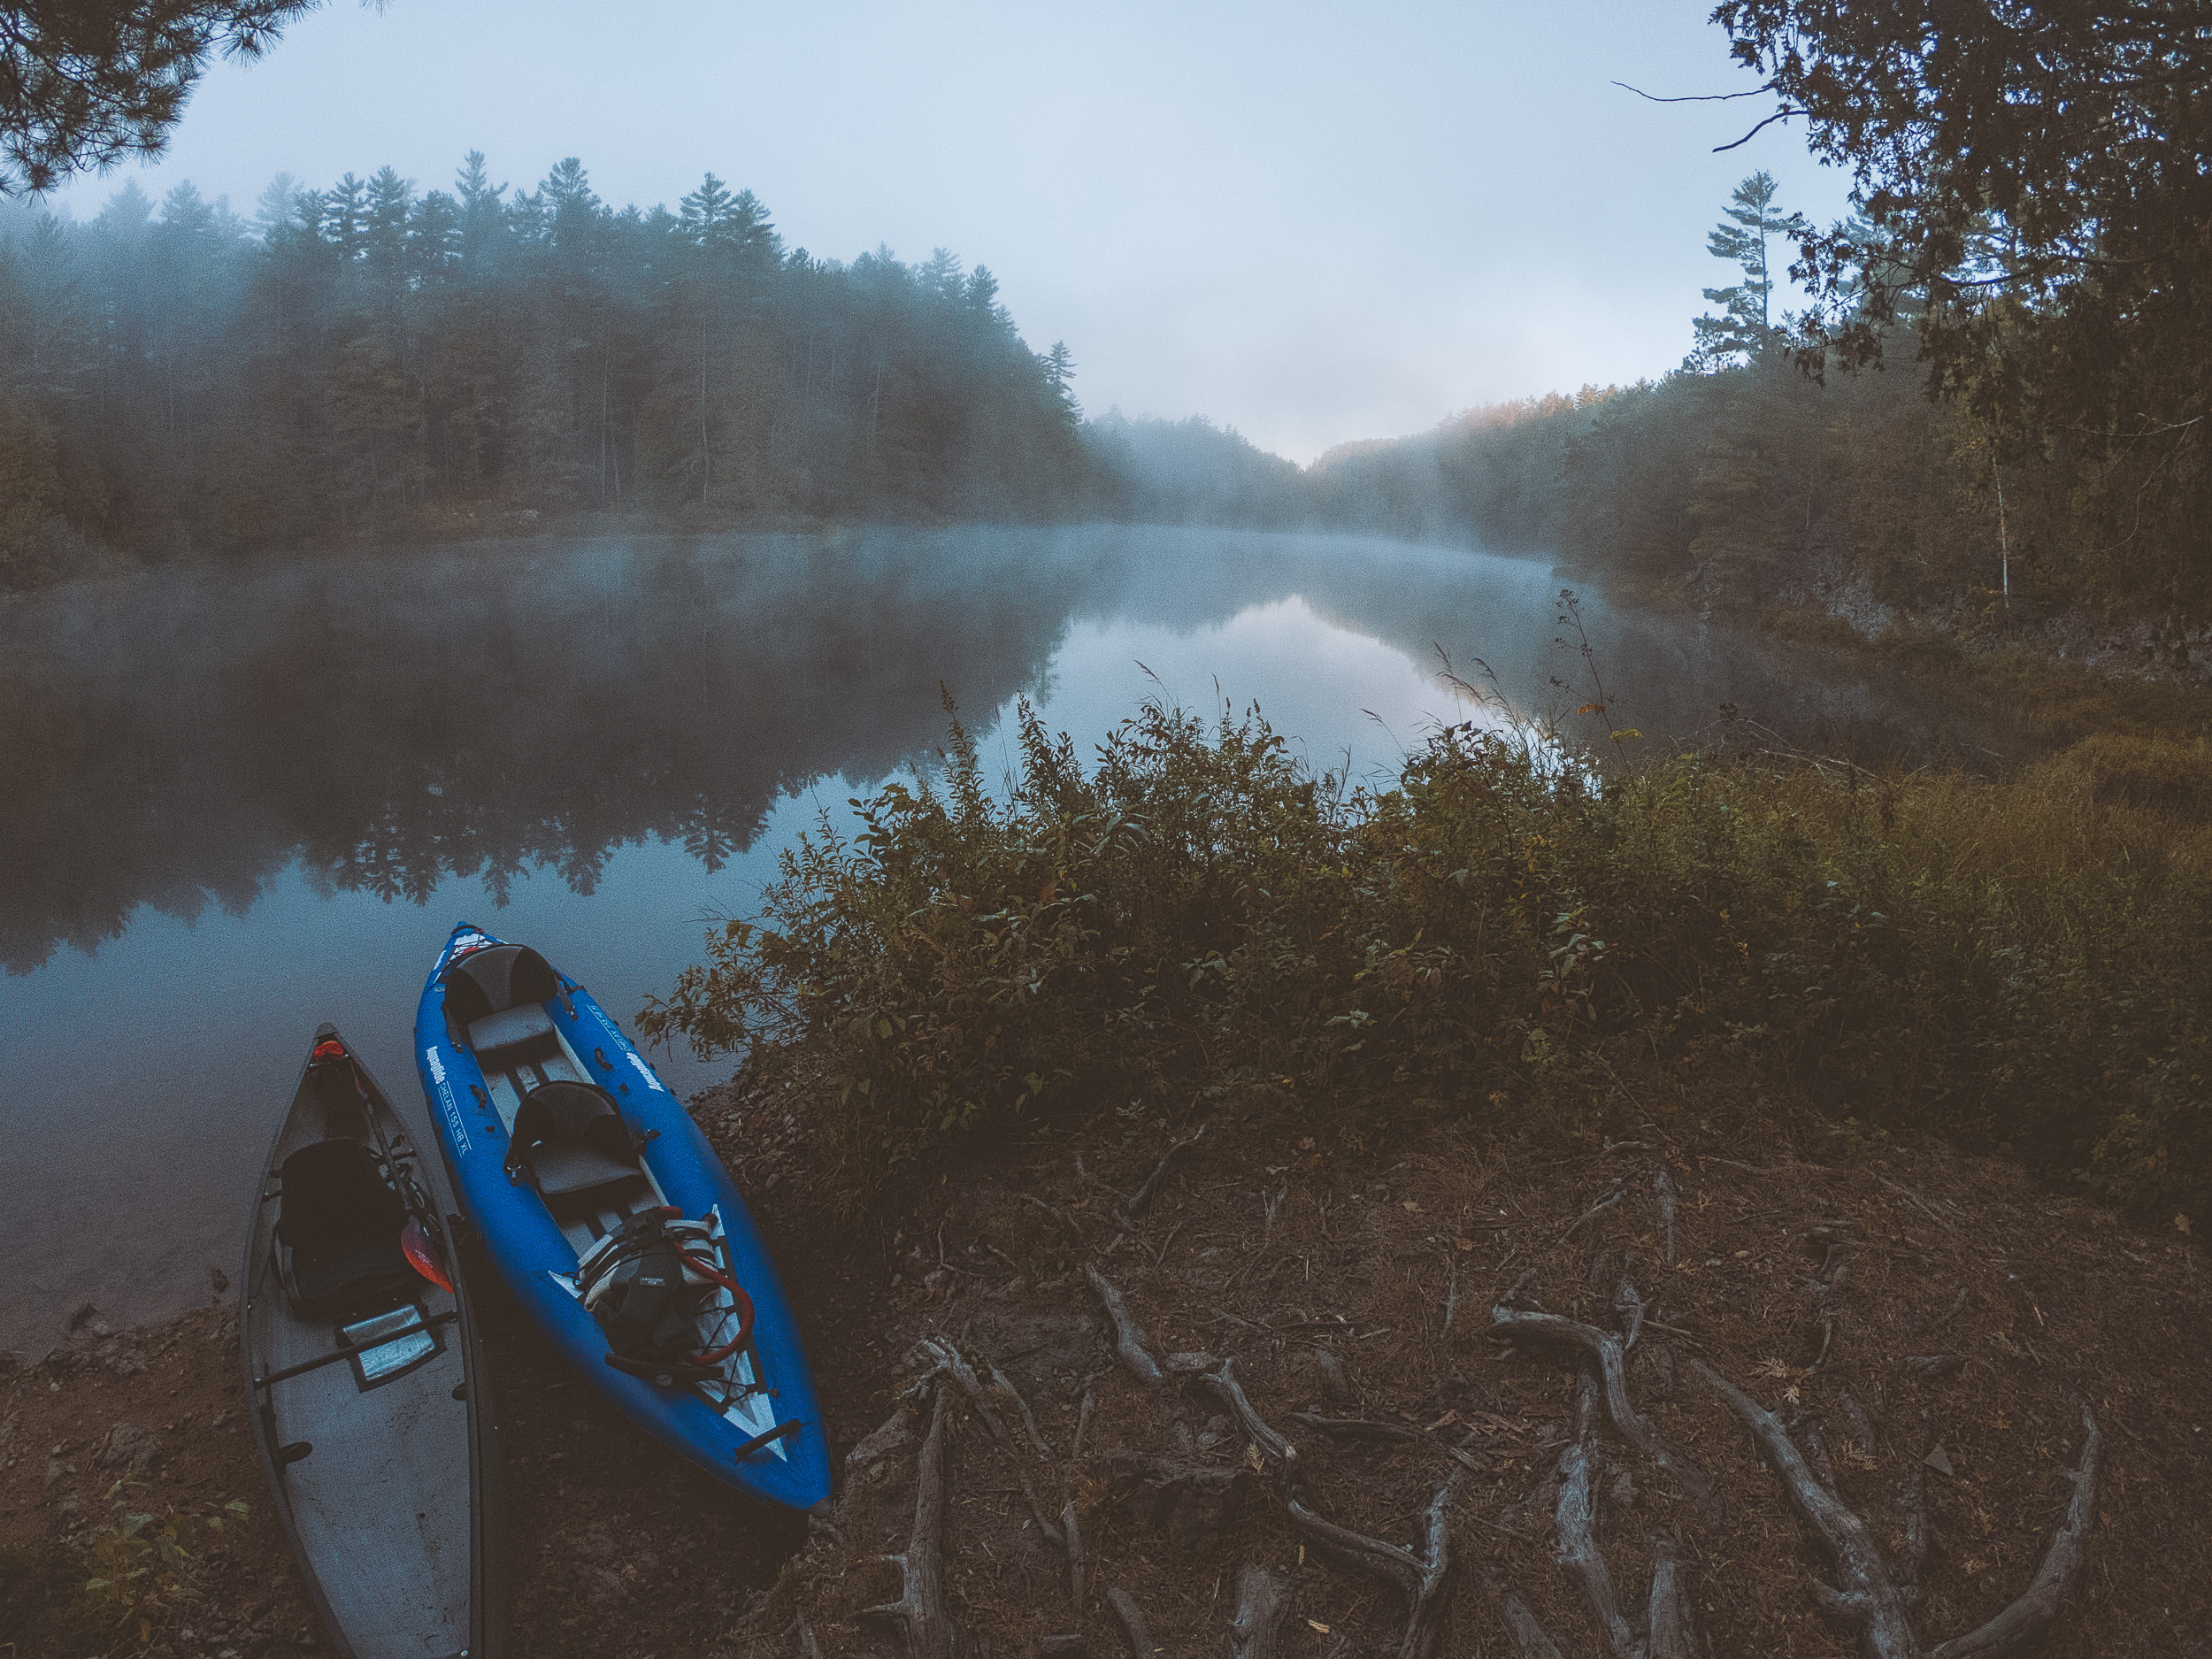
[276,1140,413,1315]
[467,1002,559,1068]
[508,1081,649,1214]
[442,943,561,1041]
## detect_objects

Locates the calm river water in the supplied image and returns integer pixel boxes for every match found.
[4,525,1922,1355]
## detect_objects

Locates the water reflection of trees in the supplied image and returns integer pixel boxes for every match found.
[3,527,2009,975]
[1,532,1117,972]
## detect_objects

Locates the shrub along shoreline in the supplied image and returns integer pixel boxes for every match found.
[640,695,2211,1227]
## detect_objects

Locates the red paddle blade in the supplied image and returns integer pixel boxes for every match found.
[401,1217,454,1293]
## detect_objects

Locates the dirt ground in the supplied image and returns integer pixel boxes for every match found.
[5,1082,2207,1659]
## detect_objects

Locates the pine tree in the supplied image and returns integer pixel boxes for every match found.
[1686,172,1803,372]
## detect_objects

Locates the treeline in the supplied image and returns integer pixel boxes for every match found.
[1235,168,2207,638]
[0,155,1091,583]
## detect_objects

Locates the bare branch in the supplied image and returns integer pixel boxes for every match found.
[1613,79,1772,103]
[1715,107,1806,151]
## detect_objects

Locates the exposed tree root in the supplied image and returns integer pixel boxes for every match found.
[1228,1566,1292,1659]
[1085,1260,1164,1385]
[1696,1362,2102,1659]
[912,1336,1064,1546]
[1644,1538,1699,1659]
[1612,1261,1646,1351]
[1107,1586,1158,1657]
[1553,1374,1637,1658]
[862,1384,956,1659]
[1196,1358,1461,1659]
[1478,1564,1568,1659]
[1927,1403,2101,1659]
[1488,1304,1720,1517]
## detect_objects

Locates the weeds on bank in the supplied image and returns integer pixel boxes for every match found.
[642,693,2212,1225]
[76,1485,247,1653]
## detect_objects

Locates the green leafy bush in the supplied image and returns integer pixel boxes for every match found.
[644,698,2211,1223]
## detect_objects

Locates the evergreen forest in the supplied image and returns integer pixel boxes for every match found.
[0,155,1090,583]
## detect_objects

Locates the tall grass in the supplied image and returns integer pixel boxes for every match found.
[641,698,2211,1223]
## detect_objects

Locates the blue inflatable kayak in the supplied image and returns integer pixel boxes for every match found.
[414,924,829,1513]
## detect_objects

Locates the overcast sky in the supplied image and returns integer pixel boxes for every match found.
[38,1,1852,463]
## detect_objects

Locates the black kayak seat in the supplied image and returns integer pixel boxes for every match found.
[442,943,560,1039]
[277,1140,412,1315]
[508,1081,649,1211]
[467,1002,557,1066]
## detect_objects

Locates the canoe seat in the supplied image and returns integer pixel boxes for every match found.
[276,1140,413,1315]
[508,1081,649,1214]
[468,1002,558,1067]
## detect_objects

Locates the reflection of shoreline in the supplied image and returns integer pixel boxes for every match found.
[2,526,1993,977]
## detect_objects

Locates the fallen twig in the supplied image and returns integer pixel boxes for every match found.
[1115,1123,1208,1230]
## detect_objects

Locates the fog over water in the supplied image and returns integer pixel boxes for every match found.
[2,526,1948,1353]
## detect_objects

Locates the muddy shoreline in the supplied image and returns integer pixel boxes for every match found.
[5,1079,2208,1657]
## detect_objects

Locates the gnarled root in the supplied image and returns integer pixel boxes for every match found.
[1085,1260,1164,1385]
[1228,1566,1292,1659]
[861,1384,956,1659]
[1554,1373,1636,1658]
[1644,1538,1700,1659]
[912,1336,1064,1546]
[1478,1564,1568,1659]
[1107,1586,1158,1657]
[1928,1403,2101,1659]
[1697,1362,2102,1659]
[1197,1358,1460,1659]
[1490,1305,1720,1517]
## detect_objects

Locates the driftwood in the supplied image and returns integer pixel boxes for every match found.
[1228,1566,1293,1659]
[1085,1260,1165,1385]
[1488,1304,1720,1517]
[1107,1586,1158,1658]
[862,1385,956,1659]
[1696,1361,2102,1659]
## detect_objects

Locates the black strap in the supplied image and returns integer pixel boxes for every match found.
[252,1309,459,1388]
[733,1419,804,1463]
